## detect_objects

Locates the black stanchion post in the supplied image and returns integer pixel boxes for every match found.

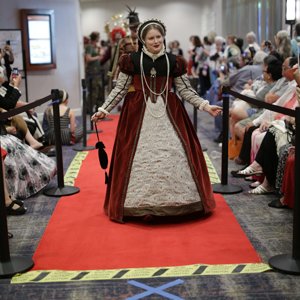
[43,90,80,197]
[73,79,95,152]
[213,89,242,194]
[87,77,96,133]
[269,106,300,275]
[0,148,34,278]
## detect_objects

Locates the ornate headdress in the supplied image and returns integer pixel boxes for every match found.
[137,19,167,44]
[126,5,140,28]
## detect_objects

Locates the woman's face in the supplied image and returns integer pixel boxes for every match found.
[144,28,164,54]
[262,63,271,82]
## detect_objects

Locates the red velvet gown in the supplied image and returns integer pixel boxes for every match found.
[102,51,215,222]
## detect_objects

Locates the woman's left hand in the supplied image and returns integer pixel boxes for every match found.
[205,105,222,117]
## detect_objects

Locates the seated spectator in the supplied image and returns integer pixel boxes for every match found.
[213,50,267,142]
[0,66,57,200]
[235,83,298,194]
[0,108,45,149]
[0,66,52,153]
[233,56,297,165]
[43,90,83,145]
[269,147,295,208]
[0,132,57,200]
[228,53,283,158]
[1,148,26,215]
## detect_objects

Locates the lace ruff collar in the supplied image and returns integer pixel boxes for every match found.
[142,46,166,61]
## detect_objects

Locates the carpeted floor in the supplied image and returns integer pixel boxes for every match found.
[30,115,260,272]
[1,104,300,299]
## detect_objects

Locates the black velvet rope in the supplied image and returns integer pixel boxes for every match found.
[222,85,296,118]
[220,86,300,273]
[0,89,65,271]
[0,90,62,121]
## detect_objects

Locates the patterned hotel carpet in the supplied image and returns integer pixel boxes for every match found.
[1,107,300,299]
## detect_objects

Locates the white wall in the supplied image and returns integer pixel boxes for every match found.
[80,0,223,60]
[0,0,82,114]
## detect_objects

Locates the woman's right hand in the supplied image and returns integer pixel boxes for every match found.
[259,121,270,132]
[11,74,21,88]
[6,126,17,135]
[91,111,106,122]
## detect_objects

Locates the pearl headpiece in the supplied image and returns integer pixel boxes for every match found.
[137,19,167,44]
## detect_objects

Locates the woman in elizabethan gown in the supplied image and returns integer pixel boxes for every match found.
[92,19,222,223]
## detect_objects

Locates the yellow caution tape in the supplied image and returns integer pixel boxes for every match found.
[64,152,89,186]
[63,147,219,186]
[10,142,238,285]
[11,263,271,284]
[204,152,221,184]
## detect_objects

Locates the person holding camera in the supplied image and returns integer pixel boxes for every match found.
[0,40,14,80]
[0,65,57,201]
[0,66,50,151]
[244,31,260,58]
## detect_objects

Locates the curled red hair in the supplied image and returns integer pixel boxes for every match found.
[111,27,126,43]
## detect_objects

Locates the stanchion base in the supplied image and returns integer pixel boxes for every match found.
[213,183,243,194]
[72,145,95,152]
[269,254,300,275]
[0,256,34,278]
[87,129,96,134]
[43,186,80,197]
[101,117,113,121]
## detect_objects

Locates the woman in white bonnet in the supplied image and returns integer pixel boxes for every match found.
[92,19,222,223]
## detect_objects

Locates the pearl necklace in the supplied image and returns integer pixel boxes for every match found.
[140,52,170,118]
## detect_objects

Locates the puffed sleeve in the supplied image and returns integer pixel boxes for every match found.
[173,56,188,78]
[118,54,134,76]
[98,55,133,114]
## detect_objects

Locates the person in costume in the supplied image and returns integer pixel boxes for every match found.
[119,6,140,56]
[92,19,222,223]
[107,6,140,93]
[107,26,126,92]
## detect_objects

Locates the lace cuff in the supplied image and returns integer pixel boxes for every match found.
[199,100,209,111]
[98,107,109,115]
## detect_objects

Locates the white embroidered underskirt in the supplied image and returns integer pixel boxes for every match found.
[124,96,203,216]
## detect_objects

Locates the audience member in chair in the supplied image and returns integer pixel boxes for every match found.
[0,66,51,152]
[0,131,57,200]
[1,148,26,215]
[233,56,297,166]
[236,106,298,195]
[43,90,83,145]
[229,54,283,144]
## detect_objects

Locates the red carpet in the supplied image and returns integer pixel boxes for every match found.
[33,115,261,270]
